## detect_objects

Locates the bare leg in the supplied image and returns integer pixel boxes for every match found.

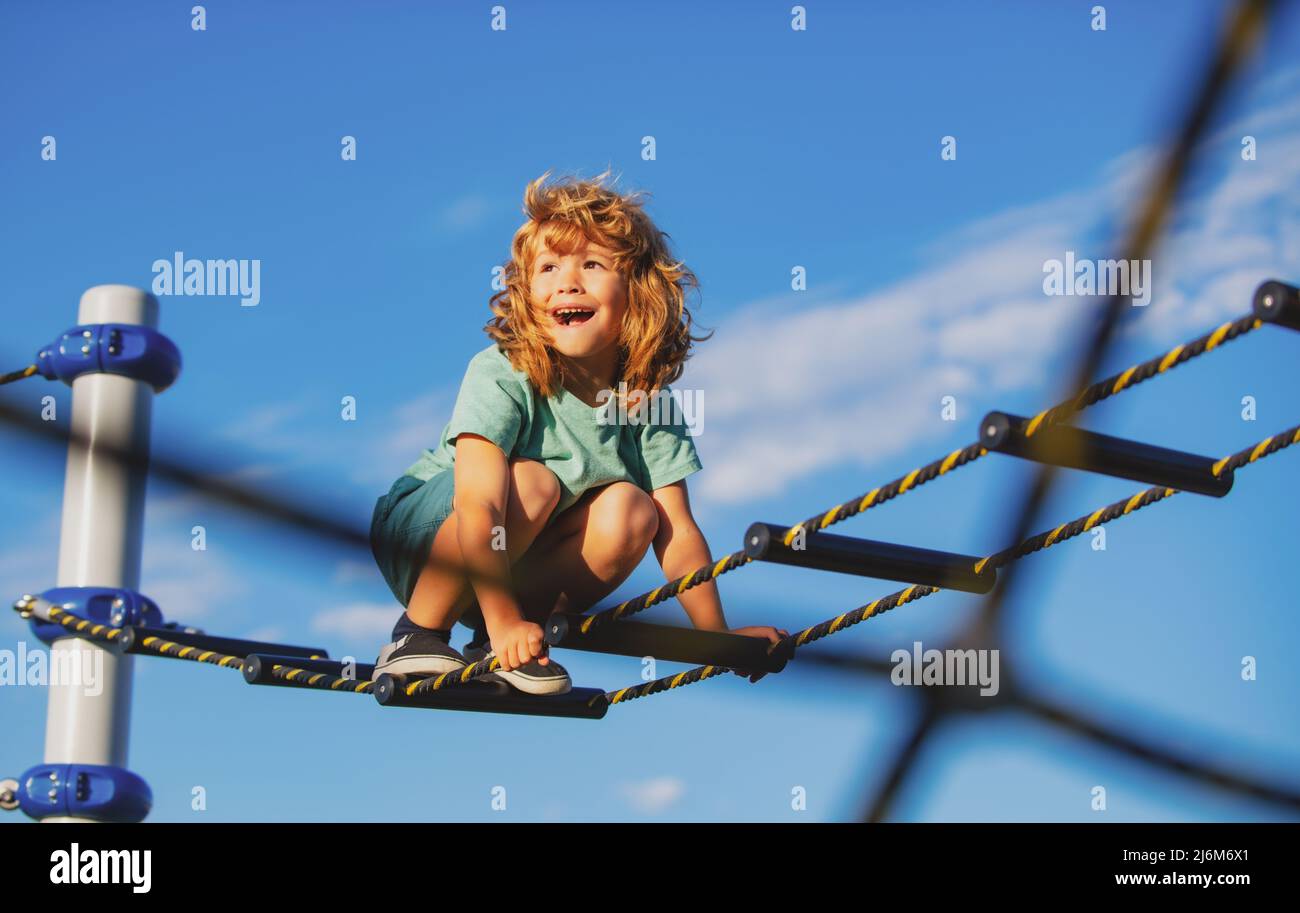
[407,473,660,638]
[508,481,661,624]
[404,458,560,630]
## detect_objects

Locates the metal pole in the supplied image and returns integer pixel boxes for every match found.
[743,521,997,594]
[545,613,794,671]
[42,285,157,823]
[979,410,1234,497]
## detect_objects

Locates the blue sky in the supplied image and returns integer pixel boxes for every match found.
[2,0,1299,822]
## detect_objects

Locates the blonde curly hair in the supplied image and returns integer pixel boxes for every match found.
[486,169,710,397]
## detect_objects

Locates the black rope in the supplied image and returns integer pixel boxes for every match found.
[0,365,37,386]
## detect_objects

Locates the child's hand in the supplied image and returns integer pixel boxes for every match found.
[728,625,790,682]
[730,624,788,645]
[490,619,549,672]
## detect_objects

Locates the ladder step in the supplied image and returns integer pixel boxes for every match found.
[743,522,995,593]
[242,654,375,688]
[979,411,1233,497]
[1254,279,1300,332]
[545,613,792,672]
[114,625,329,661]
[372,673,608,719]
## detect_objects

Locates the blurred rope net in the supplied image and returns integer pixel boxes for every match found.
[839,0,1287,821]
[0,0,1292,822]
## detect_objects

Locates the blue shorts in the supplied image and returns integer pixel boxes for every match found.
[369,471,457,610]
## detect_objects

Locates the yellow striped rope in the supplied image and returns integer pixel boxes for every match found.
[605,421,1299,708]
[1205,320,1233,351]
[581,314,1261,641]
[1157,344,1185,373]
[1111,365,1139,396]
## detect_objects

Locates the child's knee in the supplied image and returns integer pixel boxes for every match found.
[593,483,658,554]
[626,489,659,545]
[510,458,561,516]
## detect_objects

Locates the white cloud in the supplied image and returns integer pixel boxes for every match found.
[311,602,400,643]
[437,195,495,233]
[1206,65,1300,148]
[0,527,60,610]
[0,492,246,629]
[139,534,249,622]
[145,462,286,525]
[683,232,1082,503]
[350,388,454,487]
[619,776,685,813]
[242,625,286,644]
[332,558,380,585]
[216,398,313,448]
[684,67,1300,505]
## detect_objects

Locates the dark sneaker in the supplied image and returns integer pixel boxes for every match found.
[463,643,571,696]
[374,633,468,678]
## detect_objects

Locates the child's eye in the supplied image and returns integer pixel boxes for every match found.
[539,260,604,272]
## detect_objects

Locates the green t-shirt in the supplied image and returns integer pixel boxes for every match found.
[402,344,703,517]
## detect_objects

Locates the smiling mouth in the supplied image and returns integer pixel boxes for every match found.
[552,306,596,327]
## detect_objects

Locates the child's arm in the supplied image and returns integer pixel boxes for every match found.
[453,433,549,671]
[650,480,786,645]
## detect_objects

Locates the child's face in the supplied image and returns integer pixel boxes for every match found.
[529,238,628,361]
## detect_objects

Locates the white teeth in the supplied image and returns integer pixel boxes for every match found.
[554,307,595,325]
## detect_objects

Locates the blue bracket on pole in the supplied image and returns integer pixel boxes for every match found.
[12,763,151,822]
[28,586,164,646]
[34,323,181,392]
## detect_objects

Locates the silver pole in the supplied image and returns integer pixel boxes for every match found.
[42,285,157,823]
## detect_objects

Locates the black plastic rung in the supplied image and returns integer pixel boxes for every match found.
[545,613,791,672]
[115,625,330,660]
[1253,279,1300,332]
[979,411,1233,497]
[372,673,608,719]
[743,522,994,593]
[242,654,375,687]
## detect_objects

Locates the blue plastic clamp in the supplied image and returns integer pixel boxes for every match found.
[28,586,164,646]
[15,763,151,823]
[35,323,181,392]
